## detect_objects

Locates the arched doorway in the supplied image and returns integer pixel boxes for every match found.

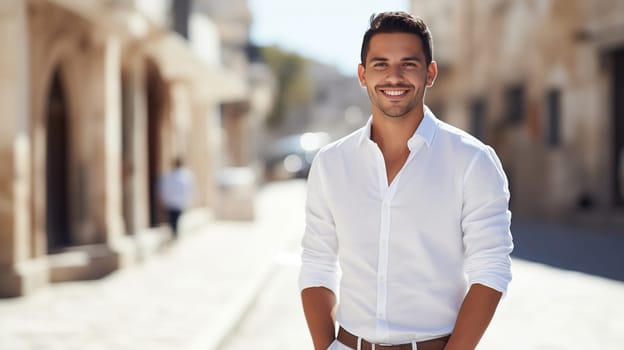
[46,70,71,252]
[146,61,166,226]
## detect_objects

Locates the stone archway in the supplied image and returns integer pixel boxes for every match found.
[29,1,130,283]
[28,1,85,259]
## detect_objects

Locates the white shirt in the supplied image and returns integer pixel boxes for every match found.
[158,168,196,210]
[299,108,513,344]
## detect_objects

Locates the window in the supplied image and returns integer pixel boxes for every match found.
[546,89,561,147]
[505,84,525,125]
[471,98,486,141]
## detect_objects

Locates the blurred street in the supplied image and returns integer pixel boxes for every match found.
[3,1,624,349]
[1,180,624,350]
[222,255,624,350]
[222,190,624,350]
[0,181,307,350]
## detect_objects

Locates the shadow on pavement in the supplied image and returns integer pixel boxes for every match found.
[511,220,624,281]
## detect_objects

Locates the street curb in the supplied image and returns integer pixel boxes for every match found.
[186,261,278,350]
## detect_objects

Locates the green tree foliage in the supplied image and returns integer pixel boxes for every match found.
[261,46,313,128]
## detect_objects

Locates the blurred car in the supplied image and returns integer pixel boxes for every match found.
[263,132,331,181]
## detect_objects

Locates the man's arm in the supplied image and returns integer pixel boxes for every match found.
[444,283,502,350]
[301,287,337,350]
[299,155,340,349]
[454,147,513,349]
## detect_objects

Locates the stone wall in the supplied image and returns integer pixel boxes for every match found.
[0,0,249,297]
[412,0,624,220]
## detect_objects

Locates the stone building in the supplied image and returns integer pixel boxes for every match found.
[195,0,252,168]
[0,0,247,297]
[304,61,370,140]
[411,0,624,224]
[193,0,277,220]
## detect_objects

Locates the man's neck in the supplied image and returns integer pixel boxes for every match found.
[370,108,424,154]
[370,107,425,185]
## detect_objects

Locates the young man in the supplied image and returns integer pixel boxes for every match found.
[299,12,513,350]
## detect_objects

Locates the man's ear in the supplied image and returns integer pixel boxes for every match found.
[357,64,366,88]
[426,61,438,87]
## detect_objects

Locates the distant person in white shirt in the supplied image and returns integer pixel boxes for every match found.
[299,12,513,350]
[158,157,196,239]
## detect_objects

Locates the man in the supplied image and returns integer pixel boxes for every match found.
[299,12,513,350]
[158,157,196,239]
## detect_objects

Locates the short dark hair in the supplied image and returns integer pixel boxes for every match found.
[360,12,433,66]
[173,156,184,168]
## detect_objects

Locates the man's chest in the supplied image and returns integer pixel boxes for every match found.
[324,156,463,238]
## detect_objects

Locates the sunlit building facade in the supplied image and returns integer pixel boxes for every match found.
[0,0,247,297]
[412,0,624,224]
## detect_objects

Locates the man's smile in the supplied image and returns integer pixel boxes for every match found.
[378,86,411,98]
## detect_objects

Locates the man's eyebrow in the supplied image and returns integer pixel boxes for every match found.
[368,56,424,63]
[369,57,388,62]
[401,56,424,62]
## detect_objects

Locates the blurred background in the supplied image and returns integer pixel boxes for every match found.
[0,0,623,349]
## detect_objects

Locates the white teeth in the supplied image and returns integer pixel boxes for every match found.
[384,90,406,96]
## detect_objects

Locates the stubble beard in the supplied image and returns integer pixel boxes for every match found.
[369,83,426,119]
[379,99,418,118]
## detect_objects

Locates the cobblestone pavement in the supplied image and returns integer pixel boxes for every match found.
[222,212,624,349]
[2,179,623,350]
[480,259,624,349]
[0,180,307,350]
[480,219,624,349]
[221,253,313,350]
[222,256,624,350]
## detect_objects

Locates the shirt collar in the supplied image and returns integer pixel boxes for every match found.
[357,106,438,149]
[357,116,374,146]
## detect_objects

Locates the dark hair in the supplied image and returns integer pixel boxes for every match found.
[360,12,433,66]
[173,157,184,168]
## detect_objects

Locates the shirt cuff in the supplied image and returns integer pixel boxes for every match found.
[467,268,512,297]
[299,265,340,296]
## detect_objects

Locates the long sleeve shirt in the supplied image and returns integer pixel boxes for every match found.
[299,107,513,344]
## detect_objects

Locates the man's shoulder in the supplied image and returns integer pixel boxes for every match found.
[434,118,491,154]
[316,127,362,159]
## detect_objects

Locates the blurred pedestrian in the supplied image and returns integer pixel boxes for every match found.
[299,12,513,350]
[158,157,196,239]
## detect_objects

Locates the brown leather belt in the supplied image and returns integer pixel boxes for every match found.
[337,327,450,350]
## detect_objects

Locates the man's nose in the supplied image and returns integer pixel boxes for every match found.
[385,64,405,84]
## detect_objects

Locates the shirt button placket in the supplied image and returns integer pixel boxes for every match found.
[376,195,391,334]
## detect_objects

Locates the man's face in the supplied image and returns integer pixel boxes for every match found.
[358,32,437,119]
